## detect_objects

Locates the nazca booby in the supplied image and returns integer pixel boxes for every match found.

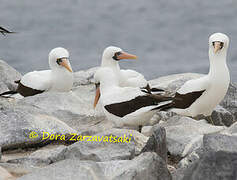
[93,67,172,128]
[0,47,73,97]
[100,46,163,94]
[161,33,230,121]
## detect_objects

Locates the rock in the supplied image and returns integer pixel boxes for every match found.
[95,128,148,155]
[0,163,38,178]
[203,133,237,153]
[211,105,236,126]
[0,166,16,180]
[175,133,237,179]
[141,126,153,136]
[17,85,110,135]
[141,125,167,162]
[221,121,237,135]
[175,151,237,180]
[73,67,98,87]
[177,147,205,169]
[0,105,76,150]
[0,60,21,93]
[18,152,171,180]
[6,145,68,166]
[159,116,226,157]
[65,135,135,161]
[149,73,203,92]
[220,83,237,120]
[17,159,106,180]
[98,152,171,180]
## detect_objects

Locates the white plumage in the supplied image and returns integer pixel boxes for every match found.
[94,67,171,128]
[101,46,148,88]
[171,33,230,117]
[1,47,73,97]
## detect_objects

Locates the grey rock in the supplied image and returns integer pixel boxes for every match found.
[95,128,149,155]
[0,166,15,180]
[141,125,167,162]
[203,133,237,153]
[159,116,225,157]
[65,135,135,162]
[7,145,68,166]
[221,121,237,135]
[211,105,236,126]
[17,85,110,135]
[18,159,106,180]
[149,73,203,92]
[141,125,153,137]
[176,151,237,180]
[0,60,21,93]
[176,148,205,171]
[73,67,98,87]
[175,133,237,179]
[99,152,171,180]
[221,83,237,120]
[0,105,76,150]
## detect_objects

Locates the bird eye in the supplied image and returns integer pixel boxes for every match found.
[112,52,122,61]
[220,42,224,49]
[56,58,63,65]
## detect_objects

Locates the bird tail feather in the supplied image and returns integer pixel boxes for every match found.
[0,90,18,98]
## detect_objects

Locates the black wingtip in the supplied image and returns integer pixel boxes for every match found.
[0,26,17,36]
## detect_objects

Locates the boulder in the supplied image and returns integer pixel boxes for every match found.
[17,85,110,135]
[98,152,171,180]
[18,152,171,180]
[17,159,106,180]
[141,125,167,162]
[0,60,21,93]
[95,128,148,155]
[220,83,237,120]
[211,105,236,126]
[0,166,16,180]
[203,133,237,153]
[174,151,237,180]
[159,116,226,157]
[73,67,98,87]
[65,135,135,162]
[0,105,76,150]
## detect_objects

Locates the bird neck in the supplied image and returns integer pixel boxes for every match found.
[208,50,229,80]
[101,58,120,73]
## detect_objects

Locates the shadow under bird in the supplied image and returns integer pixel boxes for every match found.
[0,47,73,97]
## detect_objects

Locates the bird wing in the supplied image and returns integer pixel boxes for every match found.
[177,76,210,94]
[20,70,52,91]
[103,86,172,118]
[120,69,148,88]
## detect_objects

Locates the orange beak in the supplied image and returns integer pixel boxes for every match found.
[93,84,101,109]
[60,58,73,72]
[117,52,137,60]
[214,41,221,54]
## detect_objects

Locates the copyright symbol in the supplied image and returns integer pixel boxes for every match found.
[29,131,38,139]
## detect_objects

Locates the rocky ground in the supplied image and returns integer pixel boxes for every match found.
[0,60,236,180]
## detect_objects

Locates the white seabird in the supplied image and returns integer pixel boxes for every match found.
[93,67,172,129]
[162,33,230,121]
[0,47,73,97]
[100,46,163,94]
